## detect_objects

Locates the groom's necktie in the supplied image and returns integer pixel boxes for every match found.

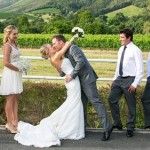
[119,45,127,76]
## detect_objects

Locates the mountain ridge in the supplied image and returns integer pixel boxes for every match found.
[0,0,148,16]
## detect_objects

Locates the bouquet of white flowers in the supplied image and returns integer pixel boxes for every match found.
[71,27,84,38]
[13,58,31,75]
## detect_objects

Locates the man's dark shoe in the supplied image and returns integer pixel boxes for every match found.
[144,126,150,129]
[101,127,113,141]
[113,125,123,130]
[126,130,134,137]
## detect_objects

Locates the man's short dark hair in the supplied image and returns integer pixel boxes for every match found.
[52,34,66,43]
[120,28,133,41]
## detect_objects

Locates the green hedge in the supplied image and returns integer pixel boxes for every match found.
[0,81,145,128]
[0,34,150,51]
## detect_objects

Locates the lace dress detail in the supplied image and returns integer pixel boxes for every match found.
[0,44,23,95]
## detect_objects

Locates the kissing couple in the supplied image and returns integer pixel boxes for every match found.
[14,32,113,147]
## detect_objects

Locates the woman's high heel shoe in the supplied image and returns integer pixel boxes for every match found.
[5,123,18,134]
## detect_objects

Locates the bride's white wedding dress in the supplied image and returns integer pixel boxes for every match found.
[14,58,84,147]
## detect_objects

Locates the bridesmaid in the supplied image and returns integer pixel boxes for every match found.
[0,25,23,133]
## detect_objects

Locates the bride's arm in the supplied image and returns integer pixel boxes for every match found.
[54,35,77,60]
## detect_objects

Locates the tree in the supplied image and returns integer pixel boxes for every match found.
[30,18,45,33]
[17,15,30,33]
[3,16,18,27]
[108,12,128,26]
[90,19,107,34]
[75,10,94,27]
[126,16,144,33]
[44,16,73,34]
[0,22,4,33]
[143,21,150,34]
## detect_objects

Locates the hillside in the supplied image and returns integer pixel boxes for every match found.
[0,0,149,34]
[0,0,148,16]
[106,5,144,18]
[0,0,19,9]
[0,0,149,16]
[0,0,51,12]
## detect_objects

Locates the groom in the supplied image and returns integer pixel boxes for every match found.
[51,35,113,141]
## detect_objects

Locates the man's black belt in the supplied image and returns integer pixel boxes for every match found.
[119,76,135,78]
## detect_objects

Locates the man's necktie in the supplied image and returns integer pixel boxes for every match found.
[119,45,127,76]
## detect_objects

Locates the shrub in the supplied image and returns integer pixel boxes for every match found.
[0,34,149,51]
[0,81,145,128]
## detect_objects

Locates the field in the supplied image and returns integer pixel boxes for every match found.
[0,48,148,86]
[0,34,150,50]
[106,5,144,18]
[0,12,38,21]
[30,8,60,14]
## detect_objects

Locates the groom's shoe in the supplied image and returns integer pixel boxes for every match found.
[101,127,113,141]
[126,130,134,137]
[113,125,123,130]
[144,126,150,129]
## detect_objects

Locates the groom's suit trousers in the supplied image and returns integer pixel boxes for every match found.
[63,44,112,131]
[81,81,112,131]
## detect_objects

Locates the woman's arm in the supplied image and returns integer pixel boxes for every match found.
[54,35,77,60]
[3,44,19,71]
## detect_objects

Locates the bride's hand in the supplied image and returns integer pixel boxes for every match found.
[65,74,73,83]
[69,34,79,43]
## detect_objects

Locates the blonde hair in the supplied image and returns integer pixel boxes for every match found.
[40,44,50,59]
[3,25,18,44]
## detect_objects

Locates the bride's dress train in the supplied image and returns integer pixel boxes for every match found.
[14,58,84,147]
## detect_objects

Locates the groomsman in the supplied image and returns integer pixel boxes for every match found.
[141,53,150,129]
[108,28,143,137]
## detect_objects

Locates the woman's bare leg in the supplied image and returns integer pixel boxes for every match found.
[5,95,13,125]
[12,94,19,128]
[5,95,17,133]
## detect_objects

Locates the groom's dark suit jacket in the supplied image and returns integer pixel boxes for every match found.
[62,44,98,84]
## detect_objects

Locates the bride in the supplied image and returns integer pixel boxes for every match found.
[14,35,84,147]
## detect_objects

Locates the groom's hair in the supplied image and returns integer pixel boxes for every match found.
[52,34,66,43]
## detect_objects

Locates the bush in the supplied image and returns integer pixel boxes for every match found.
[0,34,149,51]
[0,81,145,128]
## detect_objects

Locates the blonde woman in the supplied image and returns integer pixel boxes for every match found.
[14,35,84,148]
[0,25,23,133]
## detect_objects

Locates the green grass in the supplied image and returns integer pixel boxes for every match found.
[106,5,144,18]
[0,48,148,83]
[0,12,16,19]
[23,13,38,20]
[30,8,60,14]
[0,48,118,77]
[0,12,38,20]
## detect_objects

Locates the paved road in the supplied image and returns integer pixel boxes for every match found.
[0,127,150,150]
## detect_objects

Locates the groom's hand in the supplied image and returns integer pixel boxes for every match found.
[65,74,73,83]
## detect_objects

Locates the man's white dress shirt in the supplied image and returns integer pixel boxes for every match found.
[114,42,143,88]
